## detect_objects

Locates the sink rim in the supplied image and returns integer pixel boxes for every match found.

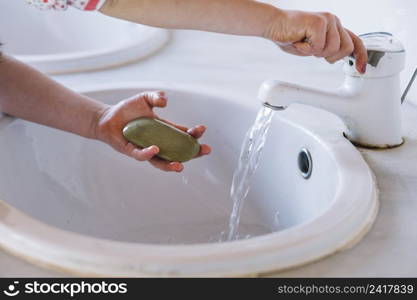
[0,82,379,276]
[10,27,169,75]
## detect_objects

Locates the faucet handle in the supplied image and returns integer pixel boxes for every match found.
[401,67,417,104]
[343,32,405,78]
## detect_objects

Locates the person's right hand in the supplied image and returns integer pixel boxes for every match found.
[264,10,368,73]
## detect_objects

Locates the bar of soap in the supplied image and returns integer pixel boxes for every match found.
[122,118,200,162]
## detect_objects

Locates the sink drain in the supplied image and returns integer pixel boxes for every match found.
[298,148,313,179]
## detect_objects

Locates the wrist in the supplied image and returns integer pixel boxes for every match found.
[243,2,282,38]
[90,103,110,141]
[261,6,289,41]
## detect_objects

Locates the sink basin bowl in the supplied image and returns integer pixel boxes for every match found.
[0,2,168,74]
[0,83,378,276]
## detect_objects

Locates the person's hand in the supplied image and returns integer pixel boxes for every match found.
[94,91,211,172]
[264,10,368,73]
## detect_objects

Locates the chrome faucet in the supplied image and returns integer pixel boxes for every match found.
[258,32,411,148]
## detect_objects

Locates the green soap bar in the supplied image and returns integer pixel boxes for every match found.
[122,118,200,162]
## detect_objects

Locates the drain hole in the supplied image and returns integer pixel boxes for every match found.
[298,148,313,179]
[349,59,354,66]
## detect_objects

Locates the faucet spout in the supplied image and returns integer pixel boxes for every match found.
[258,78,360,114]
[258,75,403,148]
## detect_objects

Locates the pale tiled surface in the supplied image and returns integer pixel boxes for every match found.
[1,0,417,276]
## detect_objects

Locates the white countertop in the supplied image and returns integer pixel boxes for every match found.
[1,11,417,277]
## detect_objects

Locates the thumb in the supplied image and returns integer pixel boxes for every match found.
[140,91,167,108]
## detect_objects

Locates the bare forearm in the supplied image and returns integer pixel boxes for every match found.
[100,0,280,37]
[0,56,106,139]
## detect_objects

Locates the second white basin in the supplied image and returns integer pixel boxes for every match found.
[0,1,169,74]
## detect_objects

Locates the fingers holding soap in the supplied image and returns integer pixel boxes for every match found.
[195,144,212,158]
[187,125,206,139]
[126,143,160,161]
[187,125,211,157]
[141,90,168,108]
[98,89,211,172]
[149,157,184,172]
[158,122,211,158]
[168,161,184,172]
[123,141,186,172]
[168,123,211,158]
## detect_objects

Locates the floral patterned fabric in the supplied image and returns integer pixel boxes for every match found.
[26,0,107,11]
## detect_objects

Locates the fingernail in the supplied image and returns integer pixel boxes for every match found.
[203,145,211,154]
[170,162,183,172]
[147,145,159,152]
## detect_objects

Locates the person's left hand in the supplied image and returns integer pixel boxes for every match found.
[94,91,211,172]
[264,10,368,73]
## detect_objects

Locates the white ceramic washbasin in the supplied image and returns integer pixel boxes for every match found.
[0,1,168,74]
[0,83,378,276]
